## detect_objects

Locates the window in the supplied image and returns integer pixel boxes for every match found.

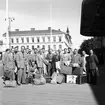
[37,45,40,48]
[58,36,62,42]
[53,45,56,50]
[42,45,45,49]
[16,38,19,43]
[42,37,45,42]
[37,37,40,43]
[32,37,34,43]
[26,37,29,43]
[53,36,56,42]
[11,38,14,43]
[59,45,62,49]
[48,36,50,42]
[21,38,24,43]
[48,45,50,49]
[32,45,34,50]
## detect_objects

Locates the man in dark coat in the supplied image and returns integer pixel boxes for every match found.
[46,49,54,76]
[86,49,99,85]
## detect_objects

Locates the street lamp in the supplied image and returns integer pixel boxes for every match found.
[6,0,9,49]
[6,0,15,49]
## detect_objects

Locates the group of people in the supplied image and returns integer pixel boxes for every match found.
[0,46,99,85]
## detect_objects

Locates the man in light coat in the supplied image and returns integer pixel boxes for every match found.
[15,46,26,85]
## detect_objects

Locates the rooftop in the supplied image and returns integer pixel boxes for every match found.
[3,27,65,37]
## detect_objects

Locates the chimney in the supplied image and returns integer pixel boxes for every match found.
[15,29,19,31]
[31,28,35,31]
[48,27,51,30]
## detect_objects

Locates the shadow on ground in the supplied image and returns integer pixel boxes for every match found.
[90,65,105,105]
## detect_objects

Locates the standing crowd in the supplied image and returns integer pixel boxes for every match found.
[0,46,99,86]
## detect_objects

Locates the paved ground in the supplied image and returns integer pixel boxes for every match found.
[0,65,105,105]
[0,83,99,105]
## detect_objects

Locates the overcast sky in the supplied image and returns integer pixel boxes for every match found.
[0,0,90,49]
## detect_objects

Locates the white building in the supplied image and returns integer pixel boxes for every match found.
[2,27,72,51]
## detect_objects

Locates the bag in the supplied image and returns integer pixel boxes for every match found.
[51,72,57,84]
[56,74,65,84]
[72,67,83,75]
[35,73,41,79]
[67,75,77,84]
[76,75,87,84]
[33,76,46,85]
[60,64,72,75]
[4,80,17,87]
[26,76,33,84]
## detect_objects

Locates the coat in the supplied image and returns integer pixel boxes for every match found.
[71,54,82,67]
[15,52,25,69]
[2,52,15,71]
[86,54,99,70]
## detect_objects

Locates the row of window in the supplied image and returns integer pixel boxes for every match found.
[11,36,62,43]
[12,45,62,50]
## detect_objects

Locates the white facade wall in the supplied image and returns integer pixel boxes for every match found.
[2,33,72,51]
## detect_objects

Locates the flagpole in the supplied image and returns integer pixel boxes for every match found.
[6,0,10,49]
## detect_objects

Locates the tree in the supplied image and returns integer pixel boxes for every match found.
[79,37,104,64]
[79,37,102,54]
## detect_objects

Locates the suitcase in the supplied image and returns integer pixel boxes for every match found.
[76,75,87,84]
[66,75,77,84]
[60,64,72,75]
[72,67,83,75]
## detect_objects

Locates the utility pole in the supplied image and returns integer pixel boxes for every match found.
[6,0,9,49]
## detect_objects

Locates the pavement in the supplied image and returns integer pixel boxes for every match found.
[0,82,101,105]
[0,65,105,105]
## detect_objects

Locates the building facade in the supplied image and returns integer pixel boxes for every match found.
[2,27,72,51]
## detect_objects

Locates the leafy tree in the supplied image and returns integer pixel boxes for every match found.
[79,37,104,64]
[79,37,102,54]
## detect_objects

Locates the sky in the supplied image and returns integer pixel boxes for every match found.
[0,0,90,49]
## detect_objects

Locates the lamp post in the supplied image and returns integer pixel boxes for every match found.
[6,0,15,49]
[6,0,9,49]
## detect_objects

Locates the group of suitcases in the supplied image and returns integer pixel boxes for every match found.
[2,65,87,87]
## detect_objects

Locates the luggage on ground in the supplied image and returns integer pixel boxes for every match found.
[66,75,77,84]
[33,75,46,85]
[60,64,72,75]
[72,67,83,75]
[51,72,65,84]
[3,80,17,87]
[51,72,57,84]
[76,74,87,84]
[56,74,65,84]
